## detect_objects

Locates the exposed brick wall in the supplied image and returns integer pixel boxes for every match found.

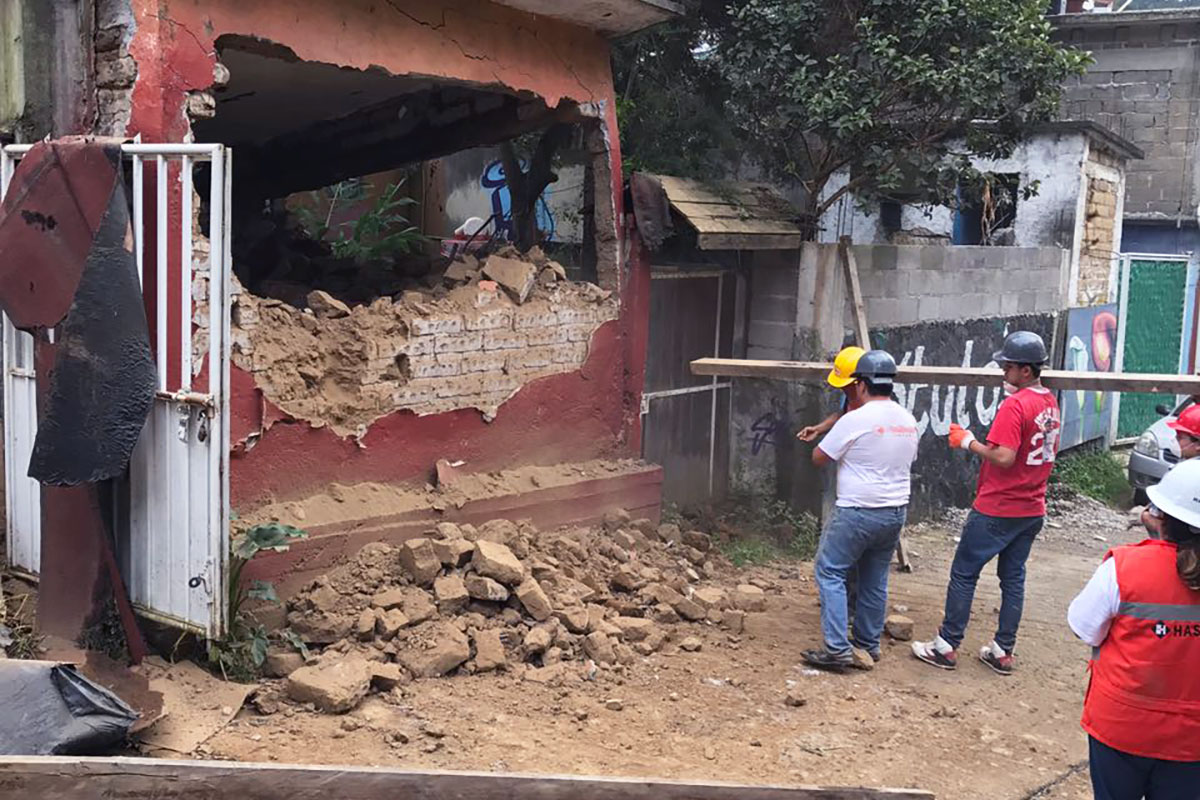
[94,0,136,136]
[1055,14,1200,222]
[1077,175,1119,305]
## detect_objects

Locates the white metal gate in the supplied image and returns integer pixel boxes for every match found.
[1,143,232,637]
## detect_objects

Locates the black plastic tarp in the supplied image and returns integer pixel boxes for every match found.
[0,661,139,755]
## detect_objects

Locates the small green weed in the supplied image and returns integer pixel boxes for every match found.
[715,494,820,565]
[1051,449,1130,507]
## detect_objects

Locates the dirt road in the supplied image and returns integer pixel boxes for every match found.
[202,504,1129,799]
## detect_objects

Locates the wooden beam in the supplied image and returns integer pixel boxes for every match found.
[691,359,1200,394]
[0,757,935,800]
[838,237,871,350]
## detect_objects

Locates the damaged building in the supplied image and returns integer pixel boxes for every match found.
[1,0,680,636]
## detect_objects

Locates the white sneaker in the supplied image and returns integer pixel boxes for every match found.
[978,640,1014,675]
[911,634,958,670]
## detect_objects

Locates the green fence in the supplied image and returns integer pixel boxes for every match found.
[1116,257,1189,439]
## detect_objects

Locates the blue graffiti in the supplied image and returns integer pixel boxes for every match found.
[481,159,557,243]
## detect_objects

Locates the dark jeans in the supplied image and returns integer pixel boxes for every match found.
[1090,736,1200,800]
[814,505,907,656]
[937,509,1042,652]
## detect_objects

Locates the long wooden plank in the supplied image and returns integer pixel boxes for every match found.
[0,757,935,800]
[839,238,871,350]
[691,358,1200,394]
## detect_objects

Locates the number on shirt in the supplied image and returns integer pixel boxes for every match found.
[1026,429,1060,466]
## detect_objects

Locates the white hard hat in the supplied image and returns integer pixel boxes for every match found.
[1147,459,1200,530]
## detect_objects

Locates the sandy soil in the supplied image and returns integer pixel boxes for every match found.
[197,511,1135,799]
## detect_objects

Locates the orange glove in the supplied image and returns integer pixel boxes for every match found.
[948,423,976,451]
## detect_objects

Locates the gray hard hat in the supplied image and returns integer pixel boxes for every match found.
[852,349,898,385]
[992,331,1048,365]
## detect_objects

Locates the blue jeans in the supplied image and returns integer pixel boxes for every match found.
[1090,736,1200,800]
[814,505,907,656]
[938,510,1042,652]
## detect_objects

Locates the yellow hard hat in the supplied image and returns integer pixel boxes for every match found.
[827,346,866,388]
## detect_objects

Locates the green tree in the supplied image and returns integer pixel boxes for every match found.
[615,1,1089,235]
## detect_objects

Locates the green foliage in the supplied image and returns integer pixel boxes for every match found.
[1051,449,1131,507]
[207,521,308,682]
[717,494,821,564]
[294,179,426,263]
[720,0,1090,221]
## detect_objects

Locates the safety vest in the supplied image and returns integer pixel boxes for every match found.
[1083,539,1200,762]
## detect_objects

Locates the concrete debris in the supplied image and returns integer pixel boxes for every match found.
[306,289,351,319]
[277,511,766,712]
[850,647,875,671]
[785,689,807,707]
[481,255,537,304]
[885,614,915,641]
[263,651,306,678]
[286,659,372,713]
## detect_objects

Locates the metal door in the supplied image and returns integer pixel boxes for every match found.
[1114,254,1191,440]
[1,143,232,638]
[640,269,735,507]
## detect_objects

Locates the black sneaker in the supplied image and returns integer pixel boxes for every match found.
[802,648,853,673]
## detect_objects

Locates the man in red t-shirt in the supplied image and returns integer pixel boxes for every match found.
[912,331,1061,676]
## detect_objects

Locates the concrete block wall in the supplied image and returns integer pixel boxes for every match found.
[1055,13,1200,223]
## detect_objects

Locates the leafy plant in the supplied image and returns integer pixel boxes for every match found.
[295,179,426,263]
[207,521,308,682]
[1051,449,1131,507]
[716,494,821,565]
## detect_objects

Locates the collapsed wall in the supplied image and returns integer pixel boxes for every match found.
[228,252,618,437]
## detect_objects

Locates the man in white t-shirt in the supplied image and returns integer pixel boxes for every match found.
[802,349,919,672]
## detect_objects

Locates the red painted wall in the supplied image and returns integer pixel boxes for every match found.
[123,0,649,511]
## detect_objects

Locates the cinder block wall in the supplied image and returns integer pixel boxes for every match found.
[732,243,1067,518]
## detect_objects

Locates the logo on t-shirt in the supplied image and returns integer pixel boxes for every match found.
[1152,620,1200,639]
[1025,407,1062,466]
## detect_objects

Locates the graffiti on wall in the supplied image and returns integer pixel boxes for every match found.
[1058,304,1117,450]
[481,160,557,243]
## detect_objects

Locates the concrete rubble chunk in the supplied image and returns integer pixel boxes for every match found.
[656,523,681,543]
[692,587,728,610]
[397,623,471,678]
[721,609,746,634]
[556,606,591,634]
[371,588,406,610]
[681,530,712,552]
[672,596,706,622]
[472,629,507,672]
[515,577,553,621]
[356,609,378,641]
[851,647,875,671]
[309,584,341,614]
[433,575,470,613]
[885,614,915,641]
[631,518,657,537]
[635,629,669,655]
[368,662,408,691]
[785,689,807,707]
[583,631,616,664]
[434,521,463,539]
[465,574,510,602]
[286,659,371,713]
[306,289,351,319]
[403,591,439,625]
[603,508,632,532]
[287,612,352,645]
[679,636,703,652]
[375,608,410,640]
[432,538,475,568]
[264,651,306,678]
[733,584,768,612]
[524,624,554,655]
[642,583,684,607]
[610,565,645,593]
[399,538,442,587]
[471,540,525,586]
[612,530,638,551]
[612,616,657,643]
[482,255,537,304]
[444,260,479,284]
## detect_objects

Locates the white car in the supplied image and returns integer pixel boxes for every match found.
[1128,397,1192,503]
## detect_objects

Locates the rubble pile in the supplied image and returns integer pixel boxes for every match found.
[271,510,771,713]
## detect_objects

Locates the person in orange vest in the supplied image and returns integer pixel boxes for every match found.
[1141,403,1200,537]
[1068,457,1200,798]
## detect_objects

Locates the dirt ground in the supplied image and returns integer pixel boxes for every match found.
[193,506,1133,799]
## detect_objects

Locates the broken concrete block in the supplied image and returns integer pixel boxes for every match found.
[656,523,681,543]
[583,631,616,664]
[399,539,442,587]
[671,596,706,622]
[482,255,537,304]
[432,538,474,568]
[287,611,352,645]
[368,662,408,691]
[307,289,351,319]
[733,584,767,612]
[472,629,507,672]
[612,616,657,643]
[465,574,509,602]
[692,587,728,610]
[264,650,306,678]
[402,591,439,625]
[471,540,525,586]
[721,609,746,634]
[433,575,469,614]
[356,609,378,641]
[603,508,632,532]
[851,647,875,671]
[885,614,915,641]
[610,565,645,593]
[444,259,480,284]
[514,578,553,622]
[286,659,371,713]
[682,530,712,552]
[371,588,406,610]
[375,608,409,640]
[679,636,703,652]
[642,583,684,607]
[524,624,554,655]
[397,623,471,678]
[434,521,463,539]
[555,606,591,634]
